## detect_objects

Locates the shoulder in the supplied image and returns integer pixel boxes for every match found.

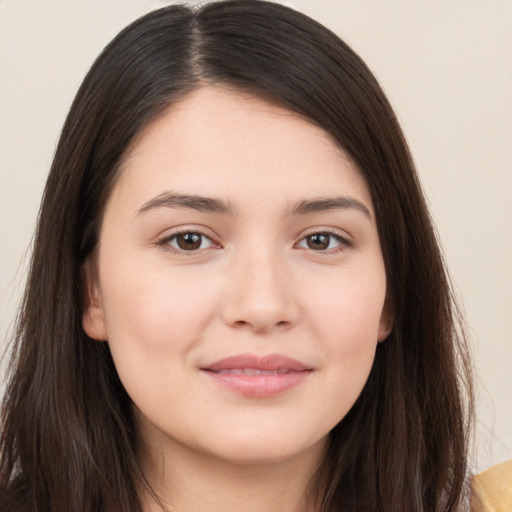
[471,459,512,511]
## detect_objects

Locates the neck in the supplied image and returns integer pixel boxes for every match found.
[139,435,327,512]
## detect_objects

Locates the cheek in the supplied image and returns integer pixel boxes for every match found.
[99,265,222,419]
[303,269,386,410]
[98,259,222,387]
[307,272,387,350]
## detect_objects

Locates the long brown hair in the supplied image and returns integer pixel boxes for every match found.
[1,1,474,511]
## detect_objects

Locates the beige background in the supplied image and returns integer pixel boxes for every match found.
[1,0,511,472]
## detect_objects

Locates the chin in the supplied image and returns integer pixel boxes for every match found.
[202,430,328,467]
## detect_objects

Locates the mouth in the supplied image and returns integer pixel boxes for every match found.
[214,368,296,375]
[201,353,313,398]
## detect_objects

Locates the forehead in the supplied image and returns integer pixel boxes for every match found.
[111,86,373,215]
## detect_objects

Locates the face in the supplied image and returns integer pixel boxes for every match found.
[83,86,392,468]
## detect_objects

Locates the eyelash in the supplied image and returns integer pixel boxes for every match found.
[295,230,351,253]
[157,229,351,254]
[158,229,220,254]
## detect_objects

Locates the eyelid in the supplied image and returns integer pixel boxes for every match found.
[294,228,353,252]
[156,226,223,254]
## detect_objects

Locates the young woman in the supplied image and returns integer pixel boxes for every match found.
[1,1,476,511]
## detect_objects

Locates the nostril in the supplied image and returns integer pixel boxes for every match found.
[230,318,291,333]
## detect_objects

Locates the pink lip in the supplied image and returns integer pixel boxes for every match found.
[201,353,312,398]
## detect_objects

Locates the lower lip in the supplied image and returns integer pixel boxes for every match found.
[202,370,311,398]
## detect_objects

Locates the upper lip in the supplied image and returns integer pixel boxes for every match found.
[202,353,312,372]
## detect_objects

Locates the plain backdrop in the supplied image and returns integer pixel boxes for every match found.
[1,0,511,472]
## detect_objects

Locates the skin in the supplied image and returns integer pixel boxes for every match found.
[83,86,392,512]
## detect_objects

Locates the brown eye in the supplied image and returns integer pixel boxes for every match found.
[166,232,214,251]
[176,233,202,250]
[306,233,330,250]
[296,232,347,252]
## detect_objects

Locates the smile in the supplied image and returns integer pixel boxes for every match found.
[201,353,313,398]
[215,368,295,375]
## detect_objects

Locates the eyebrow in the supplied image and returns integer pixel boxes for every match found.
[287,196,372,220]
[137,192,372,220]
[137,192,236,216]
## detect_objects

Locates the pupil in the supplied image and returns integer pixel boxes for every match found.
[178,233,201,250]
[307,234,329,250]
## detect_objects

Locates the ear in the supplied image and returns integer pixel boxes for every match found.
[81,261,108,341]
[377,298,393,342]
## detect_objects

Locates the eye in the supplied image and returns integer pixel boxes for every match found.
[162,231,217,252]
[296,232,348,251]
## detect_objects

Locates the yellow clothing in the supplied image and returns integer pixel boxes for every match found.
[472,460,512,511]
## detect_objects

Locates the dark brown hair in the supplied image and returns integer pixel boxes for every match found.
[1,1,474,511]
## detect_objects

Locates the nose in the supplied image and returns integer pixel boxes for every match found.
[221,249,300,333]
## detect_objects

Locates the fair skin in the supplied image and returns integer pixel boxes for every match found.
[83,86,392,512]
